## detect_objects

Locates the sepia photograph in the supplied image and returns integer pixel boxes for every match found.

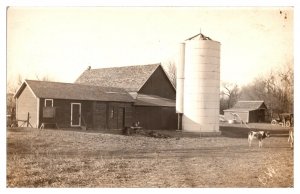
[4,3,295,190]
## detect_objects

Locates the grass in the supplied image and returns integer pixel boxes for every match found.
[7,126,293,188]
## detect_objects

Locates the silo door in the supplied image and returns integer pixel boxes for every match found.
[71,103,81,127]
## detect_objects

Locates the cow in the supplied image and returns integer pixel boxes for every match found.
[288,130,294,149]
[248,131,270,148]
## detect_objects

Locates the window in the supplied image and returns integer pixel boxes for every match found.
[45,99,53,107]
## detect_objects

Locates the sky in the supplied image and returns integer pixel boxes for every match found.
[6,6,293,89]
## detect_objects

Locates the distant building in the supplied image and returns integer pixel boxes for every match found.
[14,64,177,130]
[223,101,268,123]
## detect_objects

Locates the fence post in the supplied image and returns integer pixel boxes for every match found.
[27,112,30,127]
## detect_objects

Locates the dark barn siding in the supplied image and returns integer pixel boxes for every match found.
[107,102,133,129]
[39,99,133,129]
[258,109,265,122]
[134,106,177,130]
[248,111,254,123]
[39,99,93,128]
[139,66,176,100]
[249,109,265,123]
[92,102,107,129]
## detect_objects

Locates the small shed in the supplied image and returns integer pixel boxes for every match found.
[223,101,267,123]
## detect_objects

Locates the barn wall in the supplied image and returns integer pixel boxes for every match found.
[92,101,107,129]
[107,102,133,129]
[249,109,265,123]
[38,99,133,129]
[224,108,267,123]
[237,112,249,123]
[134,106,177,130]
[39,98,93,128]
[16,85,38,128]
[224,111,249,123]
[139,66,176,100]
[249,111,255,123]
[258,109,266,122]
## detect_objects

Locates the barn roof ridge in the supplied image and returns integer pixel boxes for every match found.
[88,63,160,70]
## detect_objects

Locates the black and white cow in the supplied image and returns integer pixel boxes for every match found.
[248,131,270,148]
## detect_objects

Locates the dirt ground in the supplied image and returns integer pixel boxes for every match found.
[6,126,293,188]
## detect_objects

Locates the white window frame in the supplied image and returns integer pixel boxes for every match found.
[45,99,53,107]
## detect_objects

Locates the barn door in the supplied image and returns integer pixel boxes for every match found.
[117,107,125,129]
[71,103,81,127]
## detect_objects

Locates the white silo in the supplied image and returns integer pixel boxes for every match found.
[177,33,220,132]
[176,43,185,130]
[176,42,185,114]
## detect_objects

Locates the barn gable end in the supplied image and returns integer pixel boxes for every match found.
[15,83,38,128]
[139,65,176,99]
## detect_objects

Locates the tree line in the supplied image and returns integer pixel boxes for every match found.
[220,63,294,118]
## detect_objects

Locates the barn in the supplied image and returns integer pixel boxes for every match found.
[223,101,268,123]
[14,63,177,130]
[75,63,177,130]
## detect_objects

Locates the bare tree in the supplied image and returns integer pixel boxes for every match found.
[240,63,294,116]
[277,63,294,112]
[221,82,240,109]
[7,74,23,94]
[6,74,23,125]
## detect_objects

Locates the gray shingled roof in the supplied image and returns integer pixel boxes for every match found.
[75,63,160,92]
[15,80,134,102]
[224,101,267,112]
[134,94,175,107]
